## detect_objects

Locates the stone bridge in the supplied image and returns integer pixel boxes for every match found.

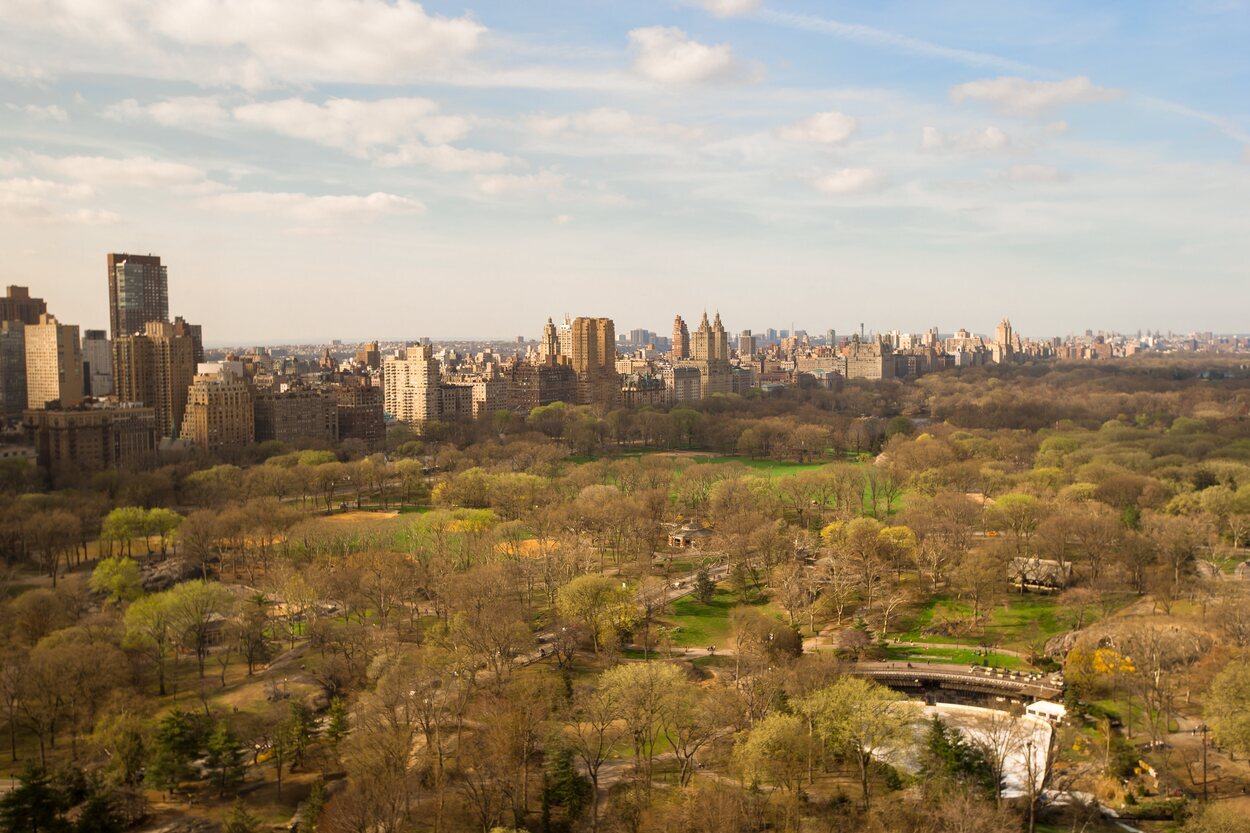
[850,661,1064,703]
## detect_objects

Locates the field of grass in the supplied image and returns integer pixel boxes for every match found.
[896,592,1113,653]
[664,586,787,648]
[881,645,1027,670]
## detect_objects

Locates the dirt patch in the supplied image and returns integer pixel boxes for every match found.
[321,510,399,524]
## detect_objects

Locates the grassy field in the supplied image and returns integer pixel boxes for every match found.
[896,593,1109,653]
[881,645,1027,670]
[664,586,788,647]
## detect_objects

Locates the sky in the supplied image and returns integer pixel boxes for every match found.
[1,0,1248,344]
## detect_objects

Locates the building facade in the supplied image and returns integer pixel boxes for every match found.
[253,387,339,445]
[383,345,441,425]
[0,286,46,325]
[570,316,620,409]
[23,403,158,471]
[334,381,385,450]
[0,322,26,420]
[113,320,196,439]
[24,314,83,410]
[180,371,254,451]
[107,253,169,340]
[82,329,113,397]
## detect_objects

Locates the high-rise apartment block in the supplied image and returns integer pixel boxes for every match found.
[24,314,83,410]
[107,253,169,340]
[383,345,441,425]
[254,387,338,445]
[570,316,620,409]
[687,311,732,396]
[333,380,385,450]
[82,330,113,397]
[671,315,690,360]
[180,370,254,451]
[0,286,47,325]
[114,320,196,438]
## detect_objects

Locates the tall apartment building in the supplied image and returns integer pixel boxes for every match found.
[333,380,385,450]
[570,316,620,409]
[107,253,169,340]
[253,387,338,445]
[24,314,83,410]
[556,315,574,358]
[82,330,113,397]
[671,315,690,360]
[0,286,47,325]
[180,370,254,452]
[687,311,732,397]
[24,403,158,471]
[383,345,441,425]
[0,322,26,420]
[114,320,196,438]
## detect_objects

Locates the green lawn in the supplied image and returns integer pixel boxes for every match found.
[896,593,1116,653]
[664,586,787,647]
[881,645,1027,670]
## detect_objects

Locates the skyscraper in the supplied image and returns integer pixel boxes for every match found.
[114,320,197,439]
[107,253,169,340]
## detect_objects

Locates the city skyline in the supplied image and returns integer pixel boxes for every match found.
[2,1,1248,341]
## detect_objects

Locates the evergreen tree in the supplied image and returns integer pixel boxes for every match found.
[0,763,69,833]
[324,698,348,750]
[145,712,200,792]
[223,800,260,833]
[204,721,246,797]
[692,568,715,604]
[542,746,590,830]
[73,785,124,833]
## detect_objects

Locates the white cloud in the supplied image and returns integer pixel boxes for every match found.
[689,0,760,16]
[950,76,1122,115]
[812,168,884,194]
[233,97,467,154]
[524,108,703,142]
[1006,164,1068,182]
[474,171,565,196]
[628,27,745,84]
[553,214,573,225]
[0,60,49,83]
[0,177,115,224]
[775,111,857,144]
[10,103,68,121]
[0,158,23,176]
[208,190,426,221]
[30,154,210,188]
[376,143,512,173]
[921,125,1010,152]
[107,96,230,126]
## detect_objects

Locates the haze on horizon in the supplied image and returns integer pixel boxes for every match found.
[1,0,1247,343]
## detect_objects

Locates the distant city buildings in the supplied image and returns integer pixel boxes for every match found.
[24,402,157,471]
